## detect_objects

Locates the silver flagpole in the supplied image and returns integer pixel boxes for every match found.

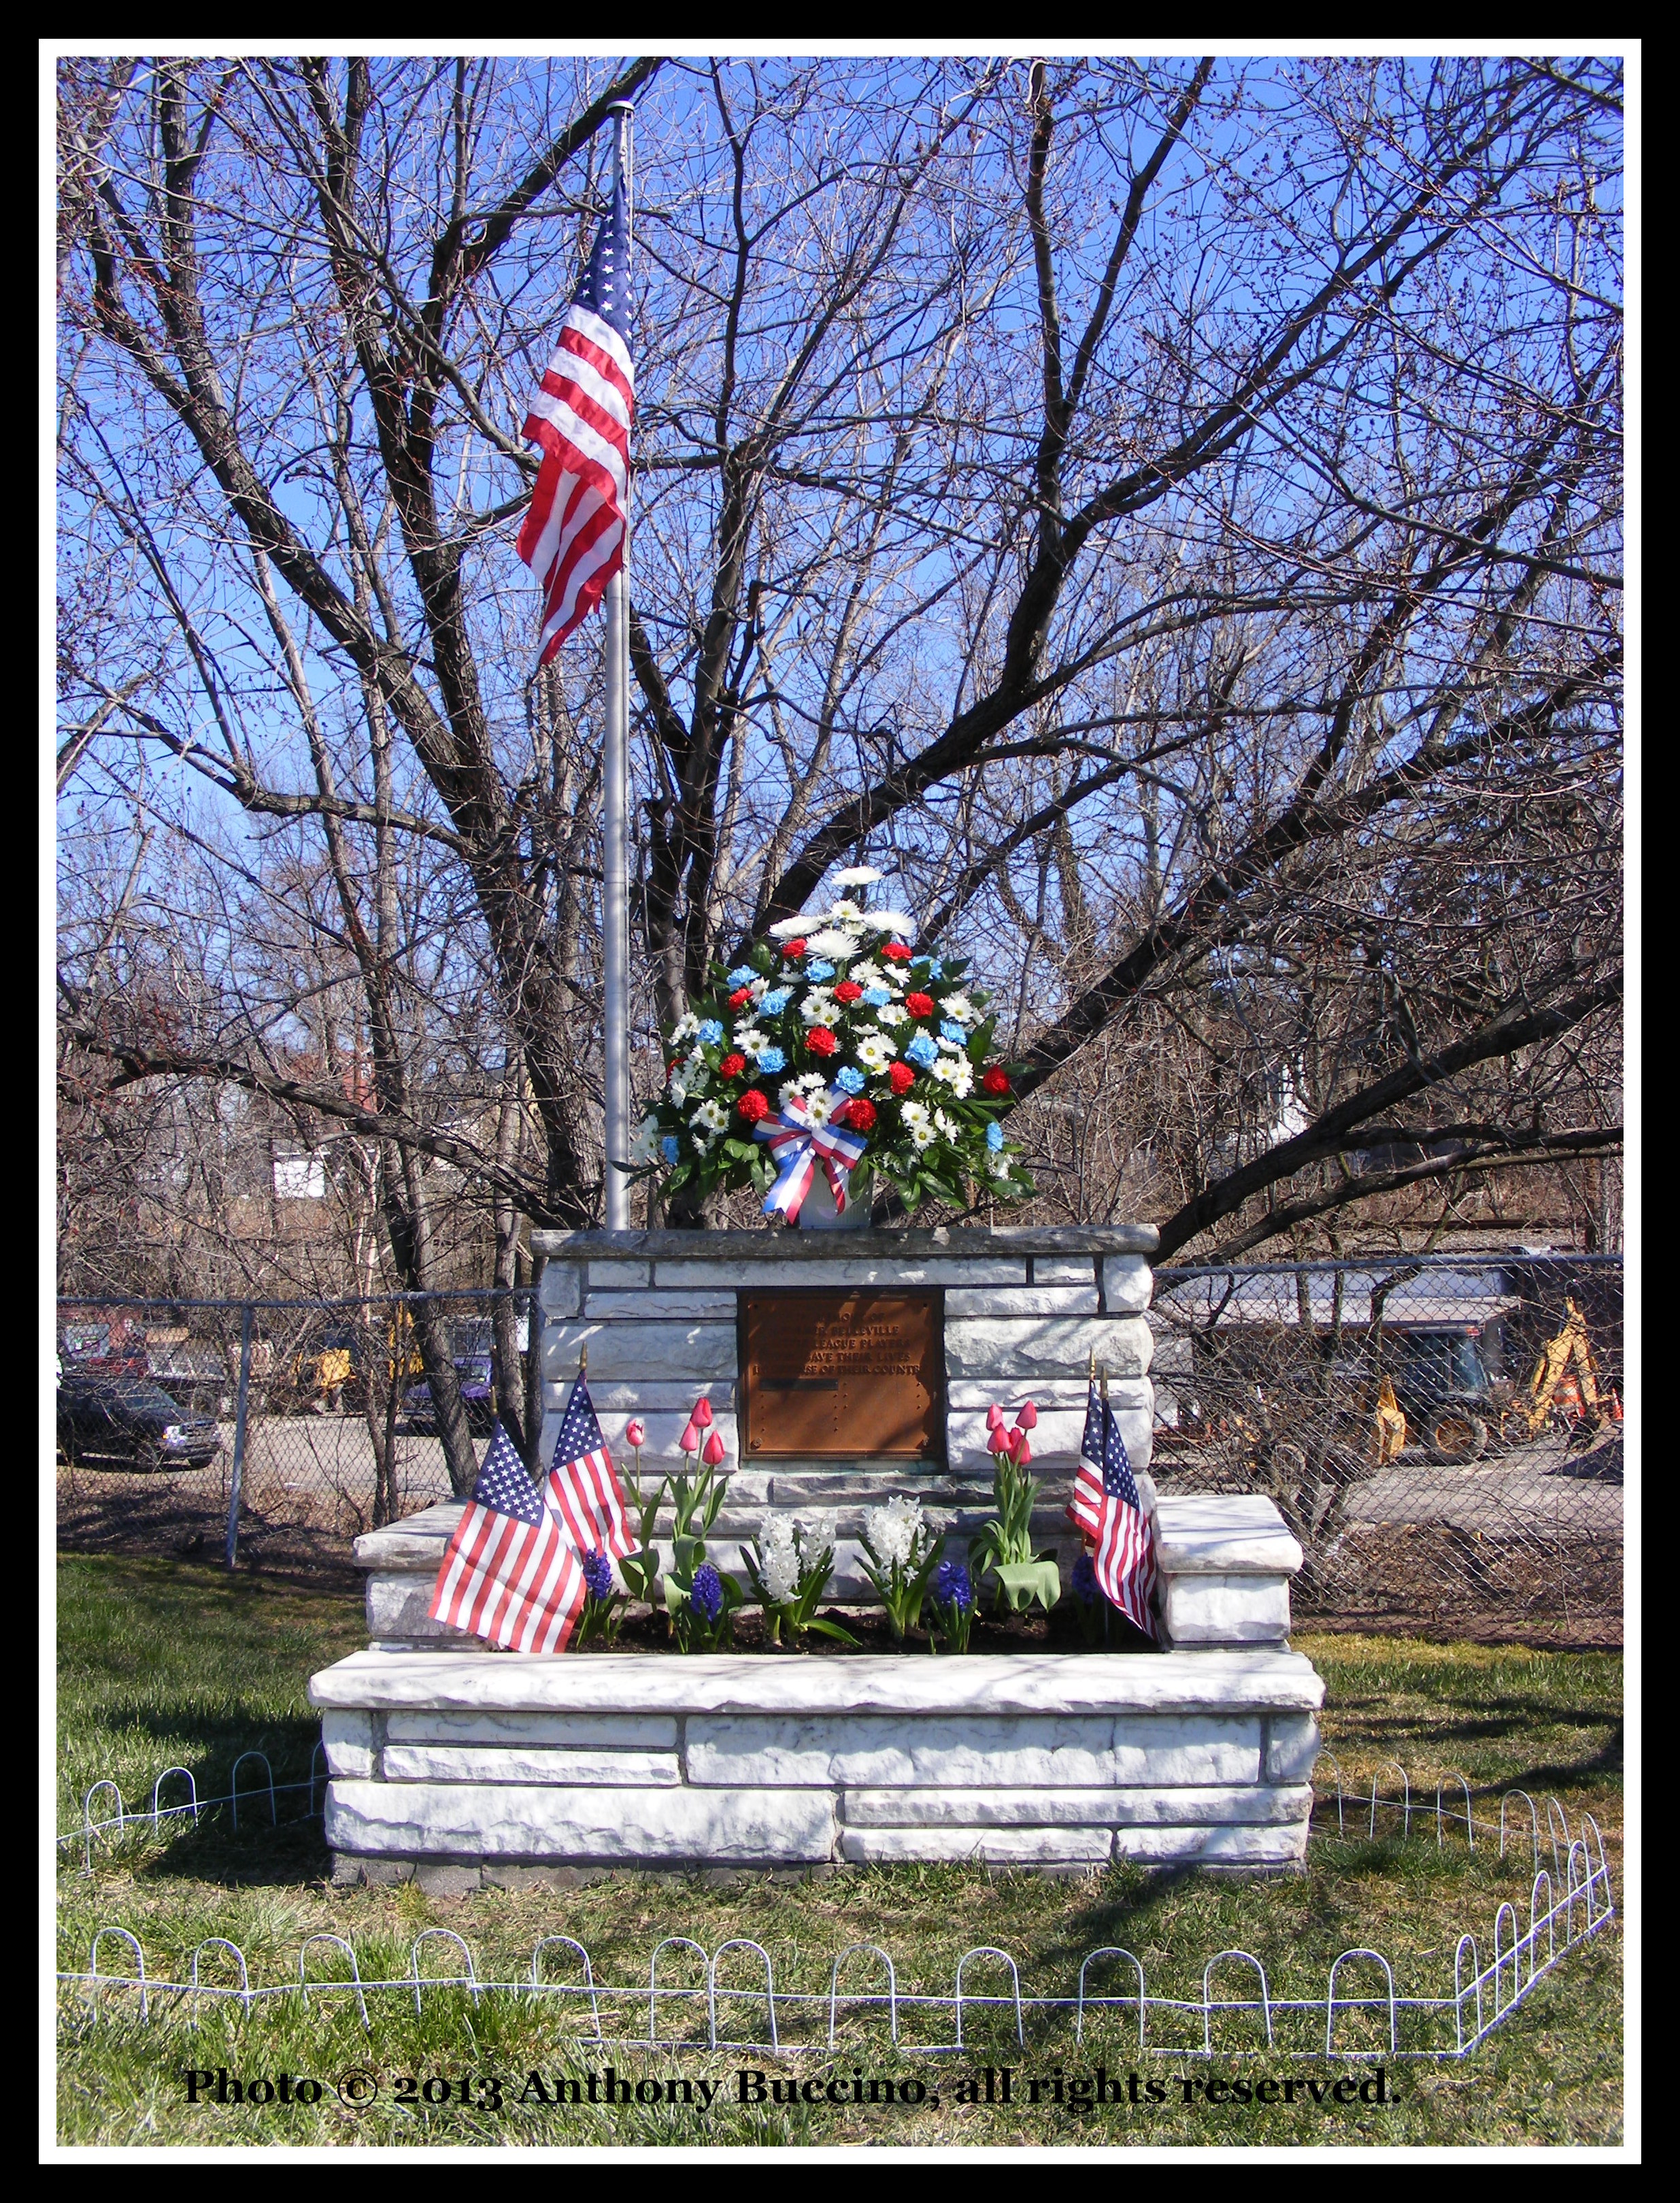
[602,101,634,1229]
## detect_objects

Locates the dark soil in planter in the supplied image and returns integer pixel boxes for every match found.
[580,1599,1156,1655]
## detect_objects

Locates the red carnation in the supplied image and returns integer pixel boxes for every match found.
[839,1095,877,1132]
[881,941,913,963]
[806,1025,837,1057]
[737,1089,770,1124]
[728,986,752,1009]
[888,1061,915,1095]
[719,1052,747,1080]
[905,991,935,1019]
[981,1064,1011,1095]
[834,979,864,1004]
[782,939,807,959]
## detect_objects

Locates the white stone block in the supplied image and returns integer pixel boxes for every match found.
[366,1574,456,1642]
[322,1710,377,1780]
[945,1406,1152,1470]
[944,1314,1154,1380]
[541,1321,736,1382]
[546,1380,736,1415]
[840,1824,1111,1866]
[325,1779,837,1864]
[945,1377,1152,1412]
[386,1710,678,1747]
[587,1260,651,1289]
[1112,1821,1308,1866]
[652,1258,1027,1288]
[1099,1255,1154,1313]
[539,1265,582,1317]
[686,1713,1259,1789]
[945,1287,1101,1317]
[583,1291,738,1322]
[1161,1574,1292,1646]
[381,1745,680,1786]
[1264,1715,1322,1785]
[1152,1495,1303,1577]
[537,1407,741,1464]
[841,1783,1313,1828]
[1035,1258,1095,1284]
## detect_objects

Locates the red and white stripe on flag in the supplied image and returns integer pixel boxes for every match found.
[517,306,632,665]
[546,1445,635,1561]
[1094,1491,1156,1637]
[430,1496,584,1654]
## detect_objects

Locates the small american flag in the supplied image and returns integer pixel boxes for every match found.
[516,165,633,666]
[430,1422,585,1653]
[545,1372,635,1560]
[1069,1376,1157,1638]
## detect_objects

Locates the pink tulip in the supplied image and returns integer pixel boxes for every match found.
[624,1418,646,1451]
[693,1397,714,1429]
[986,1403,1006,1432]
[678,1419,701,1455]
[702,1429,726,1467]
[1013,1434,1032,1467]
[1015,1401,1038,1431]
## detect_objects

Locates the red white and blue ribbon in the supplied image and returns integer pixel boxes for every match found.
[753,1092,869,1222]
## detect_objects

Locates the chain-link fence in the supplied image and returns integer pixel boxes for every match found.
[1148,1255,1624,1635]
[57,1257,1625,1634]
[54,1291,536,1578]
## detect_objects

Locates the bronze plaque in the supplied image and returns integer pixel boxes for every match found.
[741,1289,943,1459]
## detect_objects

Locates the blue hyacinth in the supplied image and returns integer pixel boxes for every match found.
[726,965,756,989]
[805,959,836,981]
[661,1135,680,1163]
[935,1560,973,1612]
[905,1031,939,1069]
[862,987,891,1006]
[762,987,792,1015]
[835,1065,865,1095]
[697,1018,724,1046]
[986,1121,1005,1151]
[756,1046,786,1075]
[581,1548,614,1601]
[690,1563,724,1622]
[1072,1551,1099,1604]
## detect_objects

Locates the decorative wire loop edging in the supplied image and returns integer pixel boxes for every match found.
[828,1944,898,2049]
[61,1755,326,1872]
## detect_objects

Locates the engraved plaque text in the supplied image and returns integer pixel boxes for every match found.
[741,1289,943,1459]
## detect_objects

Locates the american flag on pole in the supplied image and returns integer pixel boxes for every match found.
[545,1371,635,1561]
[429,1422,586,1653]
[1069,1375,1157,1638]
[516,164,632,665]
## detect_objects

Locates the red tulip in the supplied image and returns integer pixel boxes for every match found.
[986,1402,1006,1431]
[678,1419,701,1454]
[624,1418,646,1450]
[692,1397,714,1428]
[1015,1401,1038,1431]
[702,1429,727,1467]
[1013,1434,1032,1467]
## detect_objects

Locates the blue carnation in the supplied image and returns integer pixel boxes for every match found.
[905,1032,939,1070]
[935,1560,973,1612]
[661,1135,680,1164]
[581,1548,614,1601]
[926,959,945,978]
[690,1563,724,1622]
[697,1019,724,1047]
[761,987,792,1015]
[726,965,756,989]
[756,1045,786,1075]
[862,987,891,1006]
[941,1021,967,1044]
[835,1065,865,1095]
[986,1121,1004,1152]
[805,959,836,982]
[1072,1551,1098,1605]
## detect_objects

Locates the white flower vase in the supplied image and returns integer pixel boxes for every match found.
[794,1168,872,1231]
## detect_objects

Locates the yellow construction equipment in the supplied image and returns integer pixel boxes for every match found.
[1502,1299,1622,1442]
[1372,1374,1407,1464]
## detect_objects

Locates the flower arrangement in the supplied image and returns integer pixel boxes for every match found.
[628,868,1032,1222]
[857,1493,944,1640]
[969,1402,1062,1615]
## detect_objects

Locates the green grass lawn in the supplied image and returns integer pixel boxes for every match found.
[56,1555,1623,2149]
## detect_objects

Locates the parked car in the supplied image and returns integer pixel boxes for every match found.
[56,1372,222,1470]
[401,1316,520,1438]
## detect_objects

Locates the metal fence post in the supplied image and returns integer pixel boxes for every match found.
[225,1304,253,1570]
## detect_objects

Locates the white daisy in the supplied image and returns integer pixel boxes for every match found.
[668,1069,689,1105]
[630,1114,662,1162]
[801,991,842,1027]
[909,1120,937,1150]
[826,899,864,922]
[939,993,975,1023]
[731,1026,767,1055]
[670,1012,701,1044]
[833,865,883,887]
[803,1087,837,1127]
[932,1055,974,1097]
[934,1109,957,1140]
[779,1074,828,1110]
[900,1099,930,1127]
[690,1098,729,1134]
[874,1003,908,1028]
[937,1033,964,1053]
[848,960,891,990]
[855,1032,893,1072]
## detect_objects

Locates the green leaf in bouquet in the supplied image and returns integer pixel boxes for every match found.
[722,1137,758,1163]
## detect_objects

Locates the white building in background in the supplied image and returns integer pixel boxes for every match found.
[273,1150,328,1199]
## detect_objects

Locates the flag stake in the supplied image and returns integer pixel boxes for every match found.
[602,100,635,1229]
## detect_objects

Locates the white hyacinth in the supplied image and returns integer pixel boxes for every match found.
[864,1493,924,1568]
[833,865,883,887]
[757,1515,801,1604]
